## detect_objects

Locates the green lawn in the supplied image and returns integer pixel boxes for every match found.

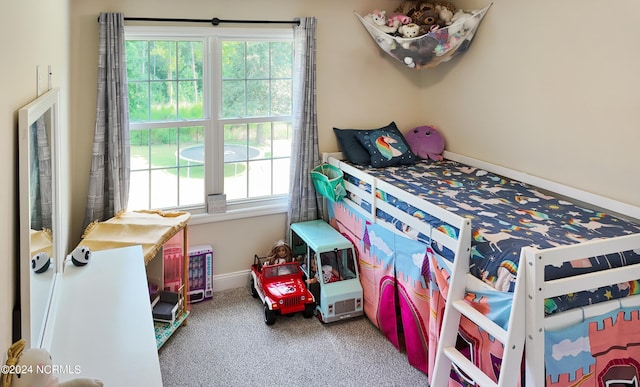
[131,144,246,178]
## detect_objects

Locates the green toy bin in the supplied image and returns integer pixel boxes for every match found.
[310,164,347,202]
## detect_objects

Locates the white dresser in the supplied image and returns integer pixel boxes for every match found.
[46,245,163,386]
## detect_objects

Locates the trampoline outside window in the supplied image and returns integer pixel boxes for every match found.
[125,28,293,212]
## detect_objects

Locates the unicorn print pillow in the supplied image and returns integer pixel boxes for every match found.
[355,124,416,168]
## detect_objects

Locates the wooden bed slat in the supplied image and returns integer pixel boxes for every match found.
[545,262,640,299]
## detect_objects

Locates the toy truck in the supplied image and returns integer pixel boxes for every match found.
[249,255,315,325]
[290,220,363,323]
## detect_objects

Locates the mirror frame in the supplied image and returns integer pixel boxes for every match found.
[18,87,62,349]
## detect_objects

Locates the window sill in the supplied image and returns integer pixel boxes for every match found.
[187,201,288,225]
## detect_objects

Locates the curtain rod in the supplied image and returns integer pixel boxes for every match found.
[121,17,300,26]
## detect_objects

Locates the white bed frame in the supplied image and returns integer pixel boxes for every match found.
[324,151,640,387]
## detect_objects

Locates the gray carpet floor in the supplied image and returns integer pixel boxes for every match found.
[158,286,430,386]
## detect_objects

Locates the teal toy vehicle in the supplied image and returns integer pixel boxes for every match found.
[290,220,363,323]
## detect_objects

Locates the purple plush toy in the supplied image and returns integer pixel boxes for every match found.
[404,125,445,161]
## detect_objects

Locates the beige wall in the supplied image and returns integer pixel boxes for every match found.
[1,0,70,358]
[416,1,640,207]
[435,1,639,207]
[4,0,640,353]
[65,0,640,283]
[68,0,419,278]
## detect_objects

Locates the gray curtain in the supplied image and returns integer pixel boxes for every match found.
[83,12,130,228]
[288,17,322,230]
[29,116,52,230]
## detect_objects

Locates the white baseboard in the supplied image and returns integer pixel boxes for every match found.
[212,269,250,293]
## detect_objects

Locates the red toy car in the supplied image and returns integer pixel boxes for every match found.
[249,255,316,325]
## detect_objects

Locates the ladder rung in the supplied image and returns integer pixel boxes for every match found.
[443,346,498,387]
[452,300,507,343]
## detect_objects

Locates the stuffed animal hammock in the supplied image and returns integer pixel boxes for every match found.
[356,4,491,70]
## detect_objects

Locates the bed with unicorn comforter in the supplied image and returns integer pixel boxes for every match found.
[324,151,640,386]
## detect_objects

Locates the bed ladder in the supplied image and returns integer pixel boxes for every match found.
[430,253,526,387]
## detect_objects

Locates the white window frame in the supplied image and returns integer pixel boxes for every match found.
[125,26,293,222]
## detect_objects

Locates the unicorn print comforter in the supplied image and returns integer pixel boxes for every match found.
[343,159,640,314]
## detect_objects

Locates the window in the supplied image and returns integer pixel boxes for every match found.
[124,27,293,214]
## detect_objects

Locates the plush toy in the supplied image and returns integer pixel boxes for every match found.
[436,3,455,25]
[31,252,51,274]
[364,9,386,26]
[450,9,479,34]
[435,1,457,13]
[415,7,441,33]
[398,23,421,39]
[391,42,421,68]
[387,13,412,28]
[404,125,445,161]
[389,40,435,68]
[70,245,91,267]
[390,37,438,68]
[364,10,399,34]
[374,33,394,53]
[394,0,418,16]
[1,339,103,387]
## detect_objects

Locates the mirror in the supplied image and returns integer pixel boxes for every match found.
[18,87,61,348]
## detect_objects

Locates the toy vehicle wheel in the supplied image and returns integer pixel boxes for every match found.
[303,303,315,318]
[264,303,276,325]
[249,278,258,298]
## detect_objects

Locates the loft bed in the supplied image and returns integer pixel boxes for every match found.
[322,150,640,386]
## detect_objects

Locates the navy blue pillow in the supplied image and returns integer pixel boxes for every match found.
[354,125,416,168]
[333,122,399,165]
